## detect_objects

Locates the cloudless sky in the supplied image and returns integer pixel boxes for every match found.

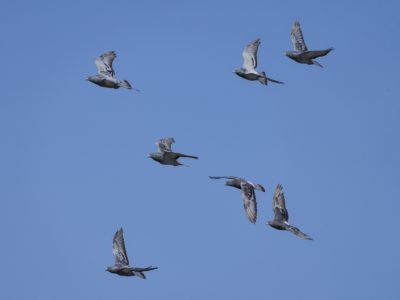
[1,1,400,299]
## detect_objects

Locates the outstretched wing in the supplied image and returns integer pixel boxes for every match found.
[95,51,116,78]
[286,224,313,240]
[112,228,130,266]
[156,138,175,153]
[209,176,239,180]
[242,38,260,71]
[272,184,289,222]
[240,182,257,224]
[291,21,308,51]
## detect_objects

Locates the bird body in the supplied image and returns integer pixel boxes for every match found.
[106,228,157,279]
[234,38,283,85]
[285,21,333,67]
[148,138,198,166]
[209,176,265,224]
[87,51,135,90]
[266,184,312,240]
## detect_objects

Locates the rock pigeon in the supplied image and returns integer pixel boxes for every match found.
[106,228,158,278]
[86,51,137,90]
[234,38,284,85]
[285,21,334,67]
[148,138,198,166]
[209,176,265,224]
[267,184,312,240]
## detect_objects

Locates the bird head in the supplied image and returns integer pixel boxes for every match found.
[148,153,160,162]
[233,68,245,75]
[86,76,96,83]
[284,51,295,58]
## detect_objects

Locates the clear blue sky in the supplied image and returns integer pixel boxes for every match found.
[1,0,399,299]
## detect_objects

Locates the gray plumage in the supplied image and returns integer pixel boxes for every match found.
[106,228,158,278]
[209,176,265,224]
[285,21,334,67]
[267,184,312,240]
[86,51,137,90]
[234,38,284,85]
[148,138,198,166]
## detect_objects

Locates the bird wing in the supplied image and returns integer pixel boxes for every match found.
[112,228,130,266]
[291,21,308,51]
[286,224,313,240]
[303,48,334,59]
[156,138,175,153]
[272,184,289,222]
[209,176,239,180]
[242,38,260,71]
[95,51,116,78]
[240,182,257,224]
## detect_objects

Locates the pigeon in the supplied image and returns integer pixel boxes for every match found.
[285,21,334,67]
[267,184,312,240]
[148,138,198,166]
[234,38,284,85]
[209,176,265,224]
[106,228,158,278]
[86,51,137,90]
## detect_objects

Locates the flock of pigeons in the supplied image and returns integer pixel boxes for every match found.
[88,21,333,279]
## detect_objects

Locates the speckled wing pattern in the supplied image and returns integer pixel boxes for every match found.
[286,225,312,240]
[242,38,260,71]
[291,21,308,52]
[156,138,175,153]
[112,228,130,266]
[273,184,289,222]
[240,182,257,224]
[95,51,116,78]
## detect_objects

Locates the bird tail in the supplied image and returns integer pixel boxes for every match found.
[132,266,158,279]
[258,72,284,85]
[118,80,133,90]
[178,153,199,159]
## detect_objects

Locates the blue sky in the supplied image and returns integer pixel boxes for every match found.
[1,0,400,299]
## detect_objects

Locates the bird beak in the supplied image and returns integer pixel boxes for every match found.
[85,77,89,81]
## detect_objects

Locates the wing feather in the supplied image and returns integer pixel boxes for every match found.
[273,184,289,222]
[112,228,130,266]
[240,182,257,224]
[209,176,239,180]
[242,38,260,71]
[291,21,308,51]
[95,51,116,78]
[156,138,175,153]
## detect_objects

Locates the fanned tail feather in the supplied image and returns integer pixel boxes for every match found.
[118,80,133,89]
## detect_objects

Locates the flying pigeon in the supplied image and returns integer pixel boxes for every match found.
[86,51,137,90]
[267,184,312,240]
[285,21,334,67]
[106,228,158,278]
[148,138,198,166]
[209,176,265,224]
[234,38,284,85]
